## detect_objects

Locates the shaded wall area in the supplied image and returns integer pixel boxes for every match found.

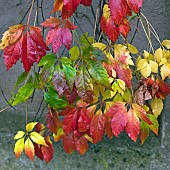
[0,0,170,169]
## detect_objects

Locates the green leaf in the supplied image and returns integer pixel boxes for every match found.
[70,46,80,60]
[88,59,109,86]
[147,114,159,135]
[13,72,27,90]
[12,83,34,106]
[38,54,56,67]
[80,32,94,47]
[140,121,150,144]
[62,63,76,90]
[44,88,68,110]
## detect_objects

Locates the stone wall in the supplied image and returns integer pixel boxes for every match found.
[0,0,170,169]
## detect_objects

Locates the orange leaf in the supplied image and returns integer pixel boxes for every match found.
[14,138,25,159]
[24,138,35,161]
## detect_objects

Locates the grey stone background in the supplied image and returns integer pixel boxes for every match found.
[0,0,170,169]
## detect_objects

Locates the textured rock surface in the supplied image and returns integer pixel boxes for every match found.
[0,0,170,170]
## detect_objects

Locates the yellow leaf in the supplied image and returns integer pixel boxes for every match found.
[162,40,170,49]
[149,60,158,73]
[26,122,38,132]
[30,132,48,147]
[161,63,170,80]
[126,56,134,66]
[113,93,123,102]
[137,59,148,70]
[102,4,111,19]
[103,90,111,101]
[117,79,126,91]
[24,138,35,161]
[84,134,93,143]
[159,58,167,66]
[151,97,163,118]
[154,48,163,63]
[14,131,25,140]
[14,138,25,159]
[92,43,106,51]
[53,128,64,142]
[163,49,170,58]
[141,63,151,78]
[127,44,138,54]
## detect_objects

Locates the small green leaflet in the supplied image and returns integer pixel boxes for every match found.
[13,72,27,90]
[87,59,109,86]
[80,32,94,47]
[12,83,34,106]
[44,88,68,110]
[38,54,56,67]
[62,63,76,90]
[69,46,80,60]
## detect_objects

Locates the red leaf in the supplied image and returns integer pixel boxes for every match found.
[126,0,144,13]
[62,0,81,19]
[62,107,79,134]
[109,0,129,25]
[46,108,62,134]
[80,0,92,6]
[114,61,132,88]
[111,107,127,137]
[118,19,130,37]
[125,108,140,142]
[41,136,54,164]
[74,131,88,155]
[156,78,170,99]
[104,115,113,139]
[90,114,105,144]
[42,18,77,53]
[132,104,152,125]
[4,36,22,70]
[34,143,44,161]
[62,133,76,154]
[78,107,91,132]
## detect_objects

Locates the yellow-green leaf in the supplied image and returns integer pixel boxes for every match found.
[137,59,148,70]
[14,131,25,140]
[151,97,163,118]
[127,44,138,54]
[26,122,38,132]
[154,48,163,64]
[162,40,170,49]
[14,138,25,159]
[117,79,126,91]
[141,63,151,78]
[30,132,48,147]
[70,46,80,60]
[149,60,158,73]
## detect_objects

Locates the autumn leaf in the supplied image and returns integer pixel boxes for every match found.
[41,136,54,164]
[90,113,105,144]
[140,121,150,144]
[41,17,77,53]
[14,131,25,140]
[74,131,88,155]
[51,0,64,14]
[14,138,25,159]
[2,25,48,72]
[125,108,140,142]
[62,107,78,134]
[30,132,48,147]
[24,138,35,161]
[147,114,159,136]
[62,133,76,154]
[151,97,163,118]
[26,122,38,132]
[126,0,144,13]
[46,108,62,134]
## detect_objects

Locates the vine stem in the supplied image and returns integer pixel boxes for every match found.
[25,102,28,126]
[27,0,35,26]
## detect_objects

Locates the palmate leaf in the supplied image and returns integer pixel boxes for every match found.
[41,17,77,53]
[2,26,49,73]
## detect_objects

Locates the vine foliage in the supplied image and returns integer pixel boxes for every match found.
[0,0,170,163]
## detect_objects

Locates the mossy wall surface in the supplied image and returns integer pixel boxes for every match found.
[0,1,170,169]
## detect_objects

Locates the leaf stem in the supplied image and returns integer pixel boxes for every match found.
[27,0,35,26]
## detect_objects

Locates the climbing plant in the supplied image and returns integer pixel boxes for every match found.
[0,0,170,163]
